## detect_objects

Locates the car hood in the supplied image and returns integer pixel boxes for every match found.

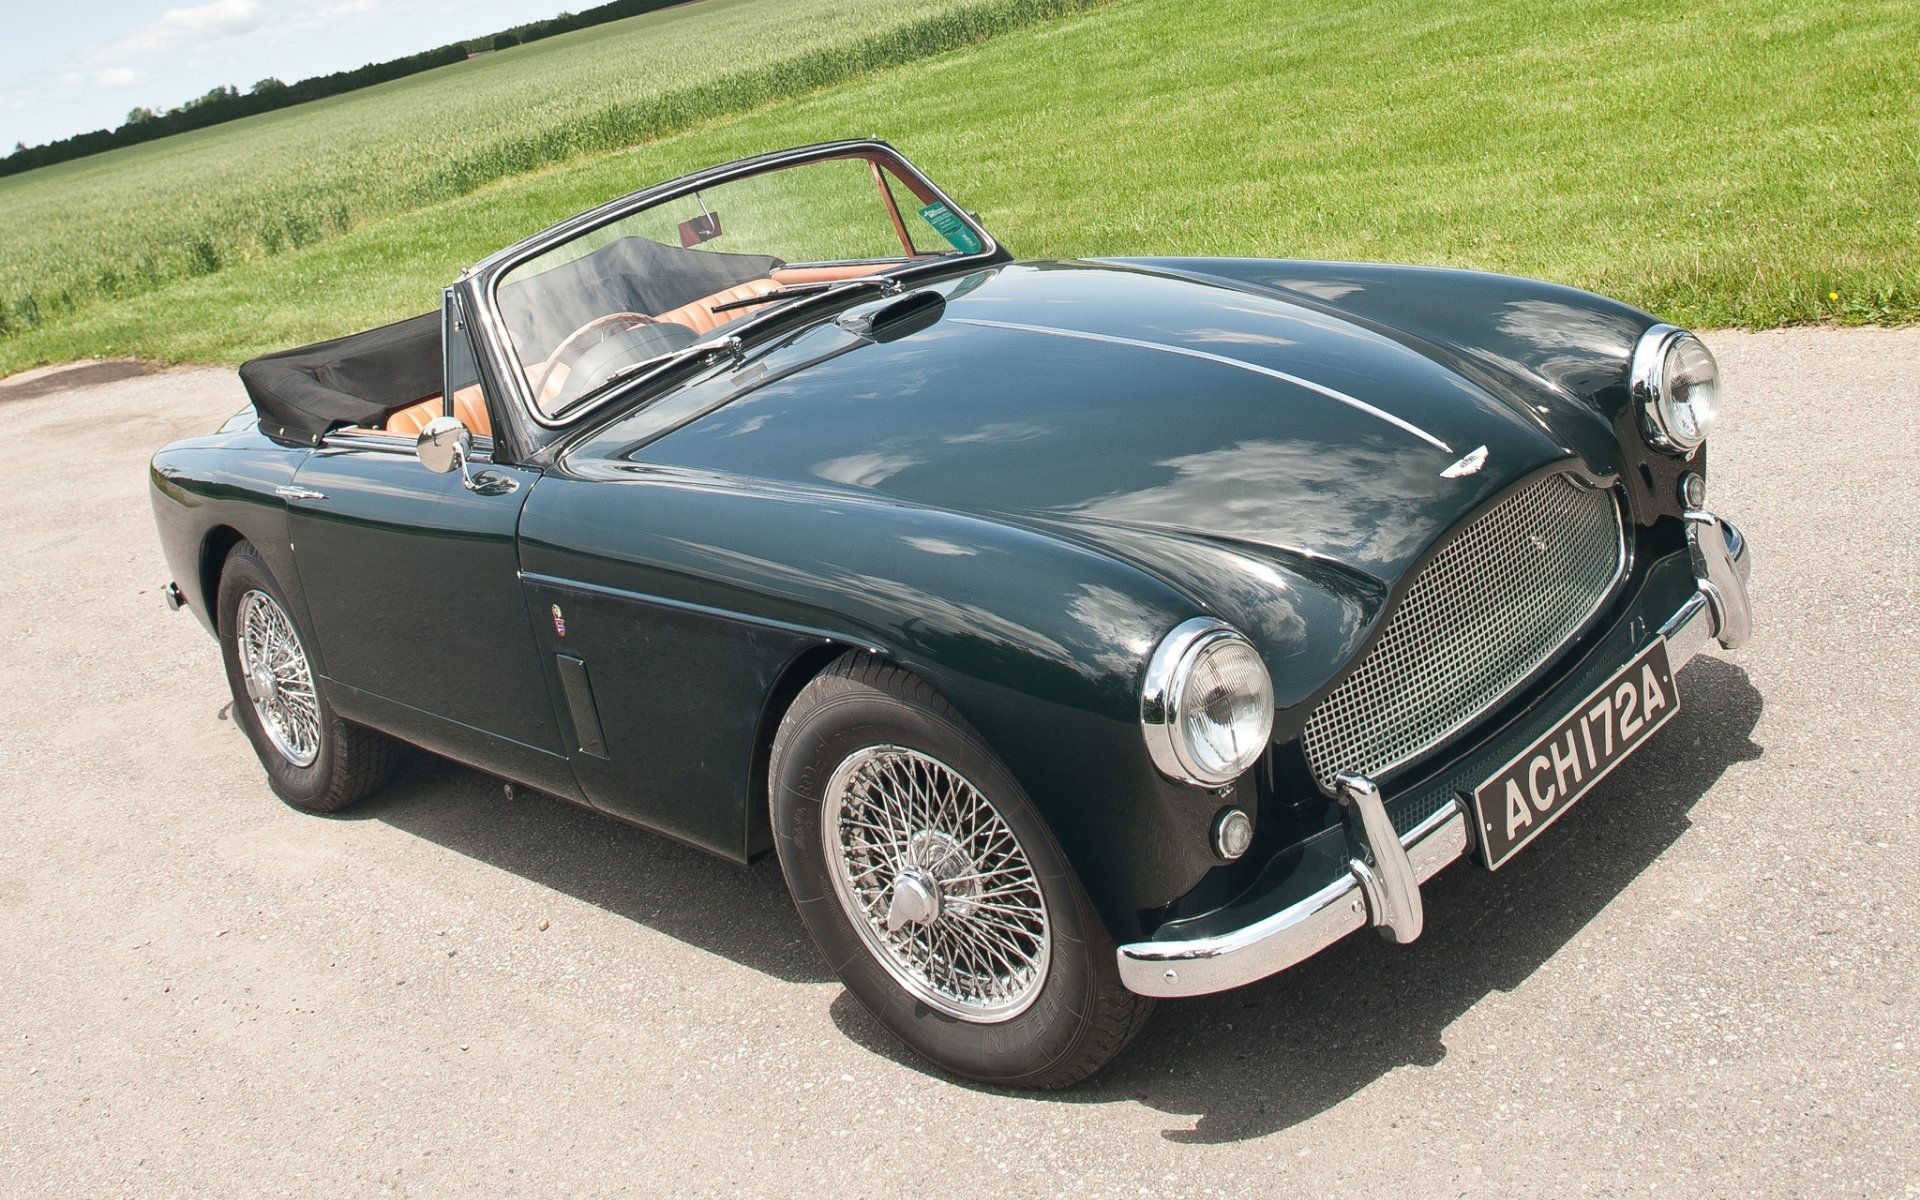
[636,261,1611,587]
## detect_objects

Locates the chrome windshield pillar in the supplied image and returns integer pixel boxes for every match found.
[1336,774,1424,944]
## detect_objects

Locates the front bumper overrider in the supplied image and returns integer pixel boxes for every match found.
[1117,511,1752,999]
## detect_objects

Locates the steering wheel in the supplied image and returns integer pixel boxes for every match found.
[531,312,656,410]
[544,321,701,412]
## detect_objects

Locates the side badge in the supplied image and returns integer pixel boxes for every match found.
[552,604,567,638]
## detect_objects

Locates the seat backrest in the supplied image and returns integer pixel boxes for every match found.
[383,383,492,439]
[653,278,783,336]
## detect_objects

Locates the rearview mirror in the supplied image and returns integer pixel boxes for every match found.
[416,415,518,496]
[417,415,471,475]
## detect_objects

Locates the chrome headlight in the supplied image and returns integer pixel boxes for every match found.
[1142,618,1275,787]
[1632,325,1720,453]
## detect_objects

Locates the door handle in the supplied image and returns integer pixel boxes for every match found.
[275,485,328,501]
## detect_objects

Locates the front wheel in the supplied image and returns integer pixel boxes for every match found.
[217,541,395,813]
[770,655,1152,1088]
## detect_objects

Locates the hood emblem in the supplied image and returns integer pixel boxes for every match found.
[1441,445,1489,478]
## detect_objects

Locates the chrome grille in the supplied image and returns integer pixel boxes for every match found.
[1300,473,1625,792]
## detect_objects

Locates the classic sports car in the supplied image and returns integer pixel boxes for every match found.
[151,140,1752,1088]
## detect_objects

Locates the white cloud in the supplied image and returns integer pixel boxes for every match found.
[287,0,380,34]
[96,68,143,88]
[91,0,266,65]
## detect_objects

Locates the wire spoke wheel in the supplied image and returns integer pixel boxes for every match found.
[823,744,1050,1022]
[235,589,320,767]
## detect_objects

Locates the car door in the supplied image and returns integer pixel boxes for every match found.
[282,302,571,795]
[284,440,568,789]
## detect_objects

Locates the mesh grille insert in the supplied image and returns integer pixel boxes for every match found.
[1300,473,1625,792]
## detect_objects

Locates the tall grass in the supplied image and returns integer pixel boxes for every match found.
[0,0,1110,339]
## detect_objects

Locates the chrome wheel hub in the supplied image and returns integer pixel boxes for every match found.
[885,869,941,932]
[823,745,1050,1023]
[235,589,320,768]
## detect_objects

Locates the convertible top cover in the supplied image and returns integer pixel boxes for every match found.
[238,312,441,446]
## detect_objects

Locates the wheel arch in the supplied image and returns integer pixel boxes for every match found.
[199,525,248,632]
[745,641,860,859]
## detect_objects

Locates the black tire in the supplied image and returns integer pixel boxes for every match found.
[217,541,396,813]
[769,654,1152,1089]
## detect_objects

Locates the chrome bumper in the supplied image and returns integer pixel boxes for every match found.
[1117,511,1752,999]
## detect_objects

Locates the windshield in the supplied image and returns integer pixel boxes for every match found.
[493,149,988,415]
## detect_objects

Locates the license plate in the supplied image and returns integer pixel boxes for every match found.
[1474,640,1679,870]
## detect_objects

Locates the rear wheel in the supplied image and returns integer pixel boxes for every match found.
[770,655,1152,1088]
[217,541,395,813]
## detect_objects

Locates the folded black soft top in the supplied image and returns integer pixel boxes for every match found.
[239,311,440,446]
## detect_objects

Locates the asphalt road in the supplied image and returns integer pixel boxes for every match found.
[1,330,1914,1197]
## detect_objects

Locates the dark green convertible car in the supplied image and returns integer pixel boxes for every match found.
[150,140,1752,1088]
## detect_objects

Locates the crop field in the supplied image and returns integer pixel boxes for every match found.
[2,0,1915,373]
[0,0,1106,341]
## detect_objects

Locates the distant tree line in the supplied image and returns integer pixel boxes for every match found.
[2,0,694,177]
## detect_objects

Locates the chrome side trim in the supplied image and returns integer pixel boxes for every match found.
[1116,799,1468,999]
[952,317,1455,452]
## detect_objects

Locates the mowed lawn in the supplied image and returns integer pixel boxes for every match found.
[3,0,1914,372]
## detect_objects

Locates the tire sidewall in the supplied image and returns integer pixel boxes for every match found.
[771,669,1114,1087]
[216,544,342,810]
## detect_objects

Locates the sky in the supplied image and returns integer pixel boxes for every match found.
[1,0,583,151]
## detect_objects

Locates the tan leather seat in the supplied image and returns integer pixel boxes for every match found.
[654,278,783,336]
[771,263,894,284]
[651,265,897,336]
[384,383,491,439]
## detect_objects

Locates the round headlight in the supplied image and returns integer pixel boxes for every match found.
[1142,618,1275,787]
[1632,325,1720,453]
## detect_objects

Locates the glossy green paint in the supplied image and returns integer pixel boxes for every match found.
[149,148,1705,942]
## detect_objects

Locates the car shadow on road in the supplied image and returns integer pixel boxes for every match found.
[351,756,834,986]
[827,655,1765,1140]
[342,654,1759,1140]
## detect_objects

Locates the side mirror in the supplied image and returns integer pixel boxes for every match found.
[416,415,471,475]
[417,415,517,495]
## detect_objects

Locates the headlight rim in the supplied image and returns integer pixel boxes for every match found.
[1141,616,1275,788]
[1631,323,1718,455]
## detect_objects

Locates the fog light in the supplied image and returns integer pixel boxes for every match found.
[1679,471,1706,510]
[1212,808,1254,861]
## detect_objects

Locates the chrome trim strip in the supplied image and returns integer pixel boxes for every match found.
[1117,800,1468,998]
[952,317,1455,453]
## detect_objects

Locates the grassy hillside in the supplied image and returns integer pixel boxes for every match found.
[0,0,1106,338]
[3,0,1914,372]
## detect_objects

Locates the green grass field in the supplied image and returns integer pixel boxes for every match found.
[2,0,1914,373]
[0,0,1104,340]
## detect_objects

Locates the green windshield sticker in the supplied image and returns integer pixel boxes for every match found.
[919,202,982,253]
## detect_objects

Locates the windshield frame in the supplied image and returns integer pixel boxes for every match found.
[463,140,1004,436]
